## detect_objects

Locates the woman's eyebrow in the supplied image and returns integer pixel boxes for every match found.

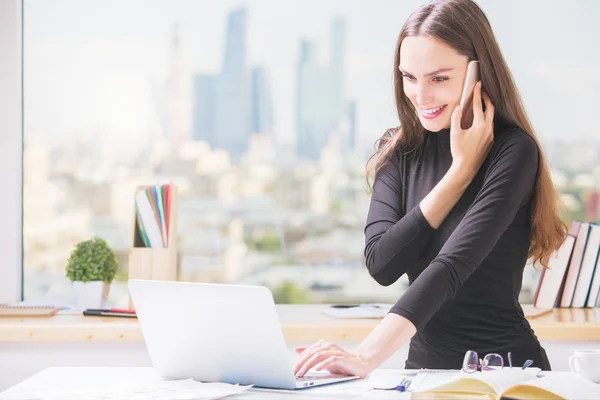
[399,67,455,76]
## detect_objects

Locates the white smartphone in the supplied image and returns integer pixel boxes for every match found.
[459,60,480,129]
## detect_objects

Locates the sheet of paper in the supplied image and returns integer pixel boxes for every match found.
[8,378,252,400]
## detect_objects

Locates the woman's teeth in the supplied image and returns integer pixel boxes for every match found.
[419,105,447,120]
[422,106,443,114]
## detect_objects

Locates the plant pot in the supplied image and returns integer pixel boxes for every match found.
[72,280,110,309]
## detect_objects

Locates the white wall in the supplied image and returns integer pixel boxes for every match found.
[0,0,23,304]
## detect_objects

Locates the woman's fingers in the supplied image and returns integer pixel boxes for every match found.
[296,349,345,377]
[451,104,464,134]
[472,81,484,125]
[481,91,495,125]
[315,355,343,372]
[294,341,338,375]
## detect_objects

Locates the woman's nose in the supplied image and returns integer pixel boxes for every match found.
[416,84,434,106]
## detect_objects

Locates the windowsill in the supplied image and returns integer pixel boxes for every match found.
[1,305,599,342]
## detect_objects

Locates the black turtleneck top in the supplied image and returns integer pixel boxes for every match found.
[364,119,551,370]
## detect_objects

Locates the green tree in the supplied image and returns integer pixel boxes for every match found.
[246,234,281,253]
[272,281,310,304]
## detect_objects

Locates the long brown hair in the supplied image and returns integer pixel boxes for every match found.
[366,0,568,267]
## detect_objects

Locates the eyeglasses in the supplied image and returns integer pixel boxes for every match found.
[462,350,504,373]
[462,351,534,373]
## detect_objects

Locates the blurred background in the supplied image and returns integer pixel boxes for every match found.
[22,0,600,307]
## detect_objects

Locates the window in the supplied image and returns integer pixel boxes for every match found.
[0,0,23,304]
[19,0,600,307]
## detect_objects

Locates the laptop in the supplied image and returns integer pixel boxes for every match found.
[128,279,360,390]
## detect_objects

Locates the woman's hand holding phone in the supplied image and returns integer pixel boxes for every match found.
[450,81,495,179]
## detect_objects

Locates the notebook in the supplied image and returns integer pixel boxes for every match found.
[0,304,62,317]
[411,369,598,400]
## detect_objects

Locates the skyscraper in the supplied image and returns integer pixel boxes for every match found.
[215,7,250,163]
[168,24,189,147]
[296,17,349,161]
[330,17,346,124]
[192,74,217,146]
[250,66,273,134]
[296,40,334,161]
[345,100,357,156]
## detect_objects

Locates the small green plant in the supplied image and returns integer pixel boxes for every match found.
[65,236,118,283]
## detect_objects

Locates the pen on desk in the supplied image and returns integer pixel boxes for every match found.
[85,308,136,314]
[396,378,411,392]
[83,310,137,318]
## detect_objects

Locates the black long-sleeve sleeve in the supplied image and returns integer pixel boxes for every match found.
[364,151,437,286]
[389,130,539,331]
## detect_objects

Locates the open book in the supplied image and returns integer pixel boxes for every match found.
[412,369,599,400]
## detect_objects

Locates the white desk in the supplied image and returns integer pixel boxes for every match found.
[0,367,416,400]
[0,366,575,400]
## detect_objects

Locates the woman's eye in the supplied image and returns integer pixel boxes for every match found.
[433,76,449,83]
[402,74,415,81]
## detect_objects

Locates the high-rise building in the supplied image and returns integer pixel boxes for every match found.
[296,40,334,161]
[215,7,250,163]
[192,74,217,146]
[345,100,357,155]
[250,66,273,134]
[330,17,346,123]
[296,17,349,161]
[168,24,189,147]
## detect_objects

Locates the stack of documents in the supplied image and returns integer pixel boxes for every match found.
[135,184,172,248]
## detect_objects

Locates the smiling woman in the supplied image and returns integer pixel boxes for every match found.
[296,0,569,378]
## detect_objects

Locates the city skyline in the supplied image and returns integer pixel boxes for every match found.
[19,0,600,307]
[24,0,600,156]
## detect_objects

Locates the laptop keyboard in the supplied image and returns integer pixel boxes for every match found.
[296,374,344,382]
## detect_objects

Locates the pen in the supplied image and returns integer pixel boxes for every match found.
[396,378,411,392]
[85,308,136,314]
[83,310,137,318]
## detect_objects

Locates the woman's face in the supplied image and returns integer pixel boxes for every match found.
[399,35,469,132]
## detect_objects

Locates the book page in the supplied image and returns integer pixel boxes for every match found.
[414,369,540,398]
[472,368,540,394]
[502,373,600,400]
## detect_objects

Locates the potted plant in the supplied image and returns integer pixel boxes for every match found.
[66,236,118,309]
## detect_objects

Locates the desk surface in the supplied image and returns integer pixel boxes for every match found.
[0,367,402,400]
[0,366,573,400]
[0,305,599,342]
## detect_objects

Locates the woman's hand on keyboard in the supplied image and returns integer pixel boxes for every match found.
[293,340,374,378]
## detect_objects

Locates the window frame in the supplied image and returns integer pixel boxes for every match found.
[0,0,23,303]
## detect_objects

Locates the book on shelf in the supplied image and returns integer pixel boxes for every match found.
[134,183,173,249]
[533,234,575,309]
[532,219,600,309]
[560,222,591,307]
[571,223,600,308]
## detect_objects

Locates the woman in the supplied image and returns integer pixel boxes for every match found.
[294,0,567,378]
